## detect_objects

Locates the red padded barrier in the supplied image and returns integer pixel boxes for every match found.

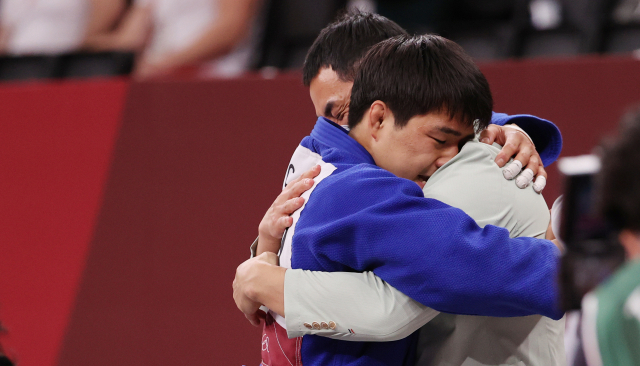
[56,75,315,366]
[483,56,640,203]
[0,79,129,366]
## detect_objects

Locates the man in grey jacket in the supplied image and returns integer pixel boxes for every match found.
[232,10,564,366]
[239,134,565,366]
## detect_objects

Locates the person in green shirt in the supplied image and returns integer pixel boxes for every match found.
[581,107,640,366]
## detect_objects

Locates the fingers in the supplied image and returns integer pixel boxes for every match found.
[263,179,312,231]
[246,309,267,327]
[494,125,532,167]
[495,141,519,167]
[515,169,535,189]
[274,178,314,211]
[299,164,322,180]
[246,312,262,327]
[285,179,315,201]
[545,214,556,241]
[532,176,546,193]
[479,125,499,145]
[258,196,306,251]
[276,215,294,230]
[502,160,522,180]
[493,125,548,192]
[282,197,305,215]
[247,314,260,327]
[258,166,320,248]
[279,165,320,206]
[512,149,535,188]
[233,261,266,326]
[513,149,541,190]
[532,165,548,193]
[502,154,547,193]
[265,216,294,244]
[284,165,321,191]
[270,197,304,234]
[512,144,534,172]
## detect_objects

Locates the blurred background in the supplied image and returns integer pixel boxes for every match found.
[0,1,640,366]
[0,0,639,80]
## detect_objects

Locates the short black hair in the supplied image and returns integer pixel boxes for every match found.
[348,34,493,131]
[598,106,640,231]
[302,10,407,87]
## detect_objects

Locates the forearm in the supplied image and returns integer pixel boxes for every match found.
[82,5,150,52]
[243,244,439,342]
[159,25,237,67]
[82,33,123,51]
[284,270,439,341]
[0,27,10,54]
[301,173,563,319]
[84,0,127,40]
[256,235,281,256]
[159,0,260,67]
[250,236,283,257]
[380,229,562,319]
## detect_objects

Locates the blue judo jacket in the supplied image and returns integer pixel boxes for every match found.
[282,117,562,366]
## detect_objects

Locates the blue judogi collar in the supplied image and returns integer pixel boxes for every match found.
[309,117,376,166]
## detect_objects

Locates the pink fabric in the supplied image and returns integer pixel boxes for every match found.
[260,313,302,366]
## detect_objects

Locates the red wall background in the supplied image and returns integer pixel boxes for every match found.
[0,57,639,366]
[0,79,128,366]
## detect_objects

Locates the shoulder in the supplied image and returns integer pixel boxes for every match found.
[424,141,549,237]
[596,261,640,309]
[428,141,500,180]
[300,163,436,224]
[585,262,640,365]
[423,141,505,203]
[589,262,640,325]
[318,163,425,199]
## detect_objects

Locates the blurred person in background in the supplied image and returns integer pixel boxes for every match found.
[0,322,13,366]
[0,346,12,366]
[375,0,451,34]
[0,0,135,56]
[83,0,264,78]
[81,0,134,51]
[0,0,90,55]
[580,106,640,366]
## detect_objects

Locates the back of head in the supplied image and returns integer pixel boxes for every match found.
[348,34,493,131]
[302,10,407,86]
[599,107,640,232]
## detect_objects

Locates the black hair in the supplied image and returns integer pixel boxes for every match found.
[347,34,493,130]
[598,106,640,231]
[302,10,407,86]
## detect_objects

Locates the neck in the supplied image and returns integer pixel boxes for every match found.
[348,124,373,155]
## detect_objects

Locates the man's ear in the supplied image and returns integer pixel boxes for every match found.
[368,101,388,141]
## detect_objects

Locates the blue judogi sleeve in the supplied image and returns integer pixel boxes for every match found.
[490,112,562,167]
[292,165,563,321]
